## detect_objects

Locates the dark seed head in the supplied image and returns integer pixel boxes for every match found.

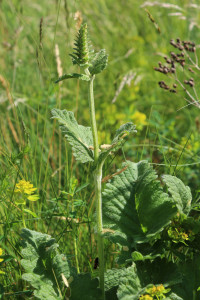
[188,67,194,73]
[170,52,176,58]
[163,68,169,74]
[178,45,184,50]
[170,40,177,47]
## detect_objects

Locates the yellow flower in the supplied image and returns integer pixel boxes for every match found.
[15,180,39,204]
[15,180,37,195]
[0,248,4,263]
[139,295,153,300]
[147,285,157,296]
[131,111,147,129]
[156,284,165,294]
[146,284,170,298]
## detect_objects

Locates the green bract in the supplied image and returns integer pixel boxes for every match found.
[54,23,108,85]
[70,23,91,67]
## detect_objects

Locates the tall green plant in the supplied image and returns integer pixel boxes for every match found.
[52,23,136,299]
[19,24,200,300]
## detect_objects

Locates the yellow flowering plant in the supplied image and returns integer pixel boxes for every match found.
[0,248,5,275]
[0,248,3,263]
[140,285,171,300]
[14,180,39,227]
[140,294,154,300]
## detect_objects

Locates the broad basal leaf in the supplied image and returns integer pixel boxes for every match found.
[162,175,192,215]
[136,257,182,288]
[22,273,60,300]
[172,255,200,300]
[89,49,108,75]
[102,161,177,247]
[70,273,101,300]
[117,265,142,300]
[135,162,177,236]
[105,268,127,292]
[117,263,181,300]
[21,229,75,300]
[55,73,90,83]
[51,109,94,163]
[99,123,136,165]
[105,268,133,300]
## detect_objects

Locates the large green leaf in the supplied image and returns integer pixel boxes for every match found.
[20,229,75,300]
[102,161,177,246]
[22,273,60,300]
[162,175,192,215]
[99,123,136,165]
[135,162,177,235]
[172,255,200,300]
[117,265,142,300]
[136,257,182,288]
[105,268,127,292]
[70,273,101,300]
[51,109,94,163]
[117,263,181,300]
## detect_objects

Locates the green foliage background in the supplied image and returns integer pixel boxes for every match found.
[1,0,200,298]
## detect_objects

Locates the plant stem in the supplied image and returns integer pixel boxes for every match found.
[88,75,99,162]
[88,74,105,299]
[22,208,26,228]
[72,198,80,273]
[73,234,80,273]
[95,165,104,297]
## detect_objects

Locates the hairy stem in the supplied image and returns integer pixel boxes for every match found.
[95,165,104,297]
[88,74,105,299]
[72,198,80,273]
[88,75,99,161]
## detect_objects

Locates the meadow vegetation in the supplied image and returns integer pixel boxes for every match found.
[1,0,200,299]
